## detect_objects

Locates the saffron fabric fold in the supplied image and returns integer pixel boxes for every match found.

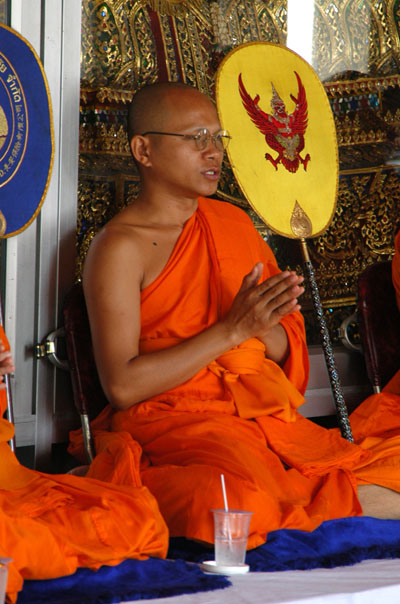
[0,327,168,604]
[70,197,400,552]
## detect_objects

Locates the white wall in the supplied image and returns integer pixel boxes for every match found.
[302,345,372,418]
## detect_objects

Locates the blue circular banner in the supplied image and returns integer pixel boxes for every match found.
[0,24,53,237]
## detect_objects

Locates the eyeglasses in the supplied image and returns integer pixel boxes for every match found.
[140,128,231,151]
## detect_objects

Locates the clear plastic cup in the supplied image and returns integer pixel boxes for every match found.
[212,509,252,567]
[0,559,11,604]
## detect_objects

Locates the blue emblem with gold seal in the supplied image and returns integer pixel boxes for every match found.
[0,24,53,237]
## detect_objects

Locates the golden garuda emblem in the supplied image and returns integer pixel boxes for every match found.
[238,72,310,173]
[216,42,338,239]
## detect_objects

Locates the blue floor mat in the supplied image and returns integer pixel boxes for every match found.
[19,517,400,603]
[169,516,400,571]
[18,557,230,604]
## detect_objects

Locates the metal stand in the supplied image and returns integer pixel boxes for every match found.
[0,291,16,452]
[300,238,353,442]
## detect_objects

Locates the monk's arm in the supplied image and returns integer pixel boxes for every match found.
[84,232,304,410]
[257,324,290,366]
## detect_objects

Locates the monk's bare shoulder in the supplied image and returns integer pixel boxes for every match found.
[84,201,190,292]
[83,207,146,290]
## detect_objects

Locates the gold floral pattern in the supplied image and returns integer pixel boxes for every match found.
[0,1,6,24]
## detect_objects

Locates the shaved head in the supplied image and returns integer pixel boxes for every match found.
[127,82,214,143]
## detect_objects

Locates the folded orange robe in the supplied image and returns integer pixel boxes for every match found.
[70,197,400,550]
[0,328,168,604]
[393,229,400,310]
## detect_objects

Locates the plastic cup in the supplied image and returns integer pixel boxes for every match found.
[212,509,252,567]
[0,559,11,604]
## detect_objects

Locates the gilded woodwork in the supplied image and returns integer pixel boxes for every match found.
[0,2,6,24]
[79,0,400,344]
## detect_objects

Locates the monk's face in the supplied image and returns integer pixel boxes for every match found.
[143,88,225,201]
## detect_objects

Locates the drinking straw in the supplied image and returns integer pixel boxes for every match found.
[220,473,229,511]
[220,473,232,546]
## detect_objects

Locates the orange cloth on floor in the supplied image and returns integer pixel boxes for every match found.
[392,229,400,310]
[0,328,168,604]
[69,197,400,550]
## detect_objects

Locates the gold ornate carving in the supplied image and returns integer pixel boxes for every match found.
[145,1,202,17]
[300,168,399,302]
[0,1,6,24]
[312,0,400,81]
[81,1,287,92]
[325,74,400,96]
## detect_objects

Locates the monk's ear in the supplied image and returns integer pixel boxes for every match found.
[130,135,152,167]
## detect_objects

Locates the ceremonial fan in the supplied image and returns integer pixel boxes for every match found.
[216,42,352,441]
[0,24,54,450]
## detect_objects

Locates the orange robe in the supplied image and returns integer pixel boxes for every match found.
[393,229,400,310]
[70,197,400,551]
[0,328,168,604]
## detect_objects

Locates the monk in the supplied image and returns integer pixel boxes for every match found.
[76,82,400,552]
[0,326,168,603]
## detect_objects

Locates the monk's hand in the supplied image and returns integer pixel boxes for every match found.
[0,344,14,389]
[224,263,304,345]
